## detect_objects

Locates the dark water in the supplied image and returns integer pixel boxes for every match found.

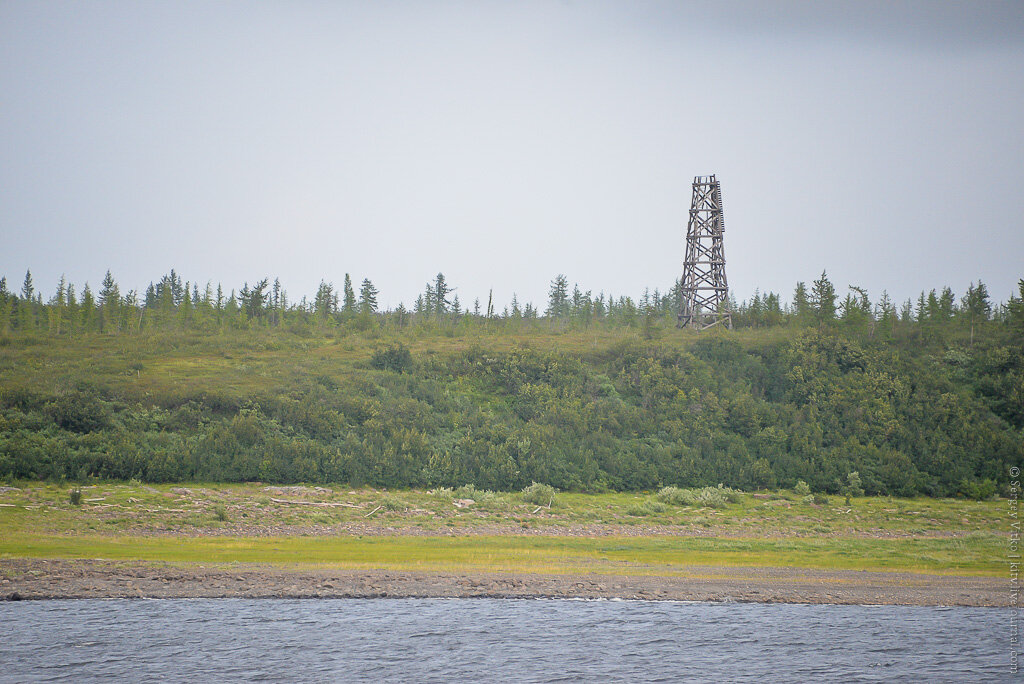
[0,599,1013,682]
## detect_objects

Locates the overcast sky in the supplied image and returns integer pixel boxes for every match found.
[2,1,1022,311]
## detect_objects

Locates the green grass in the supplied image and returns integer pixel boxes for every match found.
[0,483,1007,577]
[0,482,1007,537]
[0,532,1001,576]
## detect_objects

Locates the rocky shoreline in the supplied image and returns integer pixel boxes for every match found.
[0,559,1009,607]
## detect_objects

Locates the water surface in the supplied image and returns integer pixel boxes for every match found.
[0,599,1012,682]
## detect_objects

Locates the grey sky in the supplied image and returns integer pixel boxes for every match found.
[2,1,1022,311]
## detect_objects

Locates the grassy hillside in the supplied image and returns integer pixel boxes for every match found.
[1,322,1019,497]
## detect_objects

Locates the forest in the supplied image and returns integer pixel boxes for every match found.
[0,268,1021,498]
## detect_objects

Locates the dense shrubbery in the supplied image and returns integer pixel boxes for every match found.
[0,317,1020,497]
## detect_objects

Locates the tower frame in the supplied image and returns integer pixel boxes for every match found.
[678,174,732,330]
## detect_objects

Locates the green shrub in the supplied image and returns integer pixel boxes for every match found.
[46,394,109,433]
[626,499,668,516]
[380,495,405,511]
[521,482,557,507]
[69,488,82,506]
[958,478,997,501]
[843,472,865,498]
[370,344,413,373]
[657,486,691,505]
[453,484,501,505]
[794,480,811,496]
[657,485,738,508]
[213,503,229,521]
[719,485,743,504]
[694,487,729,508]
[812,493,830,506]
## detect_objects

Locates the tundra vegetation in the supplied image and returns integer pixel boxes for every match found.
[0,269,1021,501]
[0,482,1006,576]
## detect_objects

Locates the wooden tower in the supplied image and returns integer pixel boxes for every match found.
[678,174,732,330]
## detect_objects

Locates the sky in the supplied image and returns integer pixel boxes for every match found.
[2,0,1023,311]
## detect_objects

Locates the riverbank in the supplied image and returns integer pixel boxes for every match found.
[0,558,1008,606]
[2,483,1008,606]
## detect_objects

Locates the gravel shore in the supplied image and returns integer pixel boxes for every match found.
[1,559,1008,607]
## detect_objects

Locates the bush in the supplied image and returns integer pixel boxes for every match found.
[69,488,82,506]
[794,480,811,496]
[694,487,729,508]
[657,485,739,508]
[958,478,997,501]
[521,482,557,507]
[46,394,109,433]
[843,471,865,498]
[453,484,501,505]
[657,486,691,505]
[380,495,405,511]
[370,344,413,373]
[213,503,229,521]
[812,493,830,506]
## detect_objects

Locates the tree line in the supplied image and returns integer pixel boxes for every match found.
[1,268,1022,338]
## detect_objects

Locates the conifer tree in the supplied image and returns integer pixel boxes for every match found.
[1007,279,1024,335]
[423,282,436,315]
[271,278,281,326]
[48,276,67,334]
[0,277,11,334]
[546,274,569,318]
[21,270,34,301]
[792,281,811,323]
[314,281,336,319]
[359,278,378,314]
[810,271,836,325]
[342,274,357,315]
[80,283,96,331]
[99,270,121,333]
[433,273,450,316]
[238,279,269,320]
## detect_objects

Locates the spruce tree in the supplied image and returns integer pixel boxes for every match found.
[342,274,357,315]
[546,274,569,318]
[238,279,269,320]
[810,271,836,325]
[1007,279,1024,335]
[99,270,121,333]
[359,278,378,314]
[21,270,34,301]
[314,281,336,319]
[433,273,450,316]
[792,281,811,323]
[80,283,96,331]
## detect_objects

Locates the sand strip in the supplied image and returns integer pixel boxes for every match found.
[0,559,1008,607]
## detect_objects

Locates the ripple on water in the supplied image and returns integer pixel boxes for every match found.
[0,598,1012,683]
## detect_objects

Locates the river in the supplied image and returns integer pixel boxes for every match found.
[0,598,1012,682]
